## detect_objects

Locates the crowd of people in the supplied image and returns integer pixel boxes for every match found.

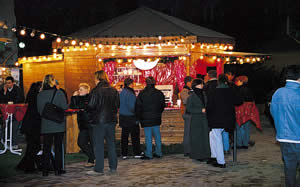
[2,66,298,186]
[0,70,256,175]
[180,70,258,168]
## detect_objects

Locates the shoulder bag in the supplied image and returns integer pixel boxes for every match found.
[41,89,65,123]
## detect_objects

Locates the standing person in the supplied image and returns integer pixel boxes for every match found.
[204,70,230,154]
[136,77,165,160]
[203,70,218,96]
[186,78,210,161]
[0,76,25,148]
[119,78,142,159]
[17,81,42,173]
[270,65,300,187]
[206,74,242,168]
[180,76,193,157]
[37,74,68,176]
[235,76,257,149]
[86,70,120,175]
[70,83,95,167]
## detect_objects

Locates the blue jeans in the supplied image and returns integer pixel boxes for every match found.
[92,123,117,173]
[222,131,230,151]
[280,142,300,187]
[144,126,162,158]
[236,121,251,147]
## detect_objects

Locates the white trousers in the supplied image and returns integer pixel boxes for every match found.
[209,129,225,164]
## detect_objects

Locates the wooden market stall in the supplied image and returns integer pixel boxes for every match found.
[18,7,270,152]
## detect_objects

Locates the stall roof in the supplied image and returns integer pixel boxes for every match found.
[70,7,235,44]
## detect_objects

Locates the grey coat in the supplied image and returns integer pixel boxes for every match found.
[37,88,68,134]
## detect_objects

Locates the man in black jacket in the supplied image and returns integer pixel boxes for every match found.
[70,83,95,167]
[86,71,120,175]
[0,76,25,148]
[206,74,242,168]
[136,77,165,159]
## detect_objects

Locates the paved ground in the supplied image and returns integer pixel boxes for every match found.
[0,116,296,187]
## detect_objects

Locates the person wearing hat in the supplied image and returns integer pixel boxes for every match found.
[119,78,142,159]
[186,78,211,161]
[136,77,165,159]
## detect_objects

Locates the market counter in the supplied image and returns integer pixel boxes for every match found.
[66,107,184,153]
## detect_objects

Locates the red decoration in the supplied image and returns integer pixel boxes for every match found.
[235,102,262,130]
[190,57,224,77]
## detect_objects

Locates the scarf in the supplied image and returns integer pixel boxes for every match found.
[193,88,205,105]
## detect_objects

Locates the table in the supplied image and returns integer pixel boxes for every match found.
[0,104,28,155]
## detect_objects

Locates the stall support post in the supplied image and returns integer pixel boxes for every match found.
[233,129,237,164]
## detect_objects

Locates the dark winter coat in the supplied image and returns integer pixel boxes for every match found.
[37,87,68,134]
[203,79,218,97]
[20,88,41,135]
[87,80,120,125]
[0,85,24,104]
[136,85,165,127]
[237,84,254,102]
[70,94,89,130]
[186,91,211,159]
[206,83,242,131]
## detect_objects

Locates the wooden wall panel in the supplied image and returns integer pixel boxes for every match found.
[64,50,100,100]
[23,61,65,96]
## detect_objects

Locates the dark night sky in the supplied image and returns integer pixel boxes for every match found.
[14,0,300,57]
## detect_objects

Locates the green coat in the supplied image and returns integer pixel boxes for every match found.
[37,88,68,134]
[186,92,211,160]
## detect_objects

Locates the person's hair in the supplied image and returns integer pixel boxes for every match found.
[218,74,228,85]
[5,76,14,82]
[184,76,193,85]
[124,78,133,88]
[26,81,42,103]
[207,70,217,79]
[191,78,204,89]
[42,74,55,90]
[285,65,300,80]
[79,83,90,92]
[95,70,109,82]
[145,76,156,86]
[225,71,234,76]
[235,75,248,84]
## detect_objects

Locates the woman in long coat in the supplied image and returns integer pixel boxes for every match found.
[17,81,42,172]
[37,74,68,176]
[186,78,210,161]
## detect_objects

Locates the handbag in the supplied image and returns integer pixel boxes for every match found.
[41,89,65,123]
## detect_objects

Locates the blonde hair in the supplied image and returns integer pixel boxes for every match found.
[95,70,109,82]
[79,83,90,92]
[42,74,55,90]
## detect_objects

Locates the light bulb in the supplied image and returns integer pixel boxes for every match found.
[20,29,26,36]
[40,33,46,40]
[56,37,61,43]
